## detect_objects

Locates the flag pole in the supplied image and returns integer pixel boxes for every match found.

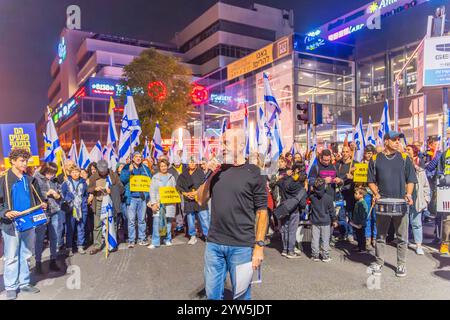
[105,214,109,259]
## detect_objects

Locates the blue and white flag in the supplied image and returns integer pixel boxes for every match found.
[101,176,118,253]
[306,144,317,177]
[43,107,64,171]
[353,117,366,162]
[221,118,228,135]
[106,145,118,170]
[263,73,281,127]
[377,100,390,145]
[142,136,150,160]
[256,105,268,156]
[90,141,103,163]
[67,140,78,163]
[270,117,284,161]
[118,88,142,162]
[244,104,250,158]
[365,116,377,146]
[108,96,119,146]
[152,122,164,161]
[102,145,108,160]
[78,140,91,169]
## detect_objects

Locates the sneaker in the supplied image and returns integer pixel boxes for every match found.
[147,244,159,249]
[416,246,425,255]
[370,263,383,275]
[49,260,61,272]
[164,241,173,246]
[281,252,288,257]
[187,236,197,245]
[440,243,449,255]
[396,265,407,277]
[138,240,149,246]
[78,246,86,255]
[286,252,301,259]
[322,257,332,263]
[35,262,43,275]
[311,256,321,262]
[5,290,17,300]
[294,247,302,255]
[20,285,40,294]
[128,242,135,249]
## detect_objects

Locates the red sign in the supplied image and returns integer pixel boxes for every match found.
[148,81,167,102]
[191,85,209,105]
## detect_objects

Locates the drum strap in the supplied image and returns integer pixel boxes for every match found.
[4,171,42,211]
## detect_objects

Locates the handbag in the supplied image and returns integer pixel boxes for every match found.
[274,189,307,220]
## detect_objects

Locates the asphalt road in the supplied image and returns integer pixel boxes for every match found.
[0,221,449,300]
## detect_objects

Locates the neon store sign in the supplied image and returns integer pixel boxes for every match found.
[58,37,67,64]
[210,94,248,105]
[328,23,364,41]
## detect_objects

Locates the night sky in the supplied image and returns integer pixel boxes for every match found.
[0,0,370,125]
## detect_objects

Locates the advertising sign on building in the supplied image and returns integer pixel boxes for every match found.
[421,35,450,88]
[0,123,40,168]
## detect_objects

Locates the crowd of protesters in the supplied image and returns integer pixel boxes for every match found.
[0,130,449,300]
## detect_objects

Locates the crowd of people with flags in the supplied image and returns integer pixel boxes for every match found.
[1,75,450,300]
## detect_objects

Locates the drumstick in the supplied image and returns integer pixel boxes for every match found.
[14,204,44,217]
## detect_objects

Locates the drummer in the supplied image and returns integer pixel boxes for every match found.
[367,131,417,278]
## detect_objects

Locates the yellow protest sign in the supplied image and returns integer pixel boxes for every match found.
[159,187,182,204]
[130,175,151,192]
[353,163,368,183]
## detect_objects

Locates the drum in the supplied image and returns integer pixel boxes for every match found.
[375,198,408,216]
[14,208,48,232]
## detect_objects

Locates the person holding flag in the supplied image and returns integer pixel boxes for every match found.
[120,151,151,247]
[88,160,123,254]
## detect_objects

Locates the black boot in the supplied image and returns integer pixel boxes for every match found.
[35,262,43,275]
[49,259,61,272]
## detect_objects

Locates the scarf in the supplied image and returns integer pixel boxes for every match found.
[67,179,84,221]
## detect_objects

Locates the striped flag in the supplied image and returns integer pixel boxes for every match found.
[353,117,366,162]
[118,88,141,162]
[377,99,390,145]
[365,116,376,146]
[67,140,78,164]
[142,136,150,160]
[107,96,118,146]
[152,122,164,161]
[306,144,317,177]
[263,73,281,127]
[90,141,103,163]
[270,116,284,161]
[78,140,91,169]
[244,104,250,158]
[43,107,64,175]
[101,176,118,256]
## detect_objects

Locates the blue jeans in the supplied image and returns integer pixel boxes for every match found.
[187,210,210,237]
[364,194,377,238]
[204,242,253,300]
[338,207,353,237]
[2,228,34,291]
[409,207,423,244]
[35,211,63,262]
[66,211,87,248]
[151,216,173,246]
[127,198,147,243]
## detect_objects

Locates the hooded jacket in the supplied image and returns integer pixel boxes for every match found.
[309,184,336,226]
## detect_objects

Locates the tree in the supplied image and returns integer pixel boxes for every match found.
[122,48,193,140]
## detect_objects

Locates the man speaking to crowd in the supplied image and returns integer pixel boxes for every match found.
[197,128,268,300]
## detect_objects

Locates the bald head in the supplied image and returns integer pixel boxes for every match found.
[222,128,246,165]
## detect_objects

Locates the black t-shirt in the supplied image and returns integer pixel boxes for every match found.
[207,163,267,247]
[368,152,418,199]
[337,160,357,211]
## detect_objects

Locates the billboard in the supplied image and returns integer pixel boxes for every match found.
[422,35,450,88]
[0,123,40,168]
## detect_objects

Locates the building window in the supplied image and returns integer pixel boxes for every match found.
[188,44,253,65]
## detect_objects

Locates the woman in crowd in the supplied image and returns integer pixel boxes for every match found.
[148,158,177,248]
[33,162,63,273]
[406,144,430,255]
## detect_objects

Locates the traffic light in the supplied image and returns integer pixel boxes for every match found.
[296,102,310,124]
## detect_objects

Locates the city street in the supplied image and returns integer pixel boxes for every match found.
[2,221,449,300]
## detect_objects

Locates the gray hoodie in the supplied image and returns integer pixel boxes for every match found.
[33,171,62,214]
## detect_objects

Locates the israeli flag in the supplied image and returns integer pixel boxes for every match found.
[106,145,118,170]
[118,88,142,162]
[270,117,284,161]
[377,100,390,145]
[256,105,268,156]
[168,139,176,164]
[365,117,376,146]
[90,141,103,163]
[102,145,108,160]
[68,140,78,163]
[44,107,62,163]
[78,140,91,169]
[152,122,164,161]
[101,176,117,252]
[353,117,366,162]
[221,118,228,135]
[244,104,250,158]
[263,73,281,127]
[108,96,119,146]
[306,144,317,177]
[142,136,150,160]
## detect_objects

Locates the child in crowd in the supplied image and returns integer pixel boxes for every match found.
[351,187,369,253]
[310,177,337,262]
